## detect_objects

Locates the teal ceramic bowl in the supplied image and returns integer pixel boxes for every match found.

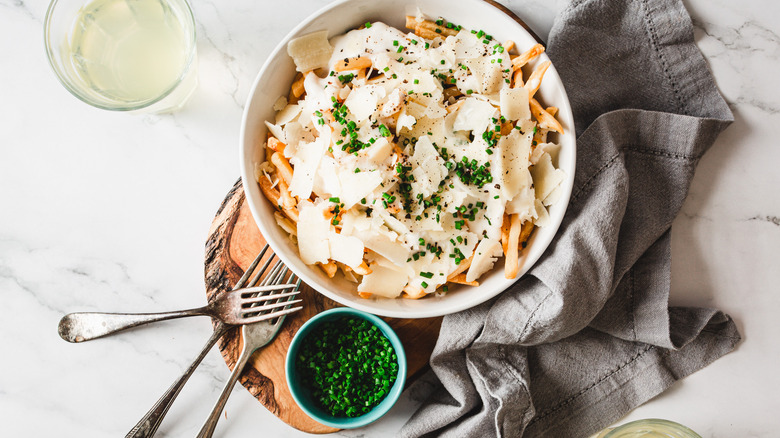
[285,307,407,429]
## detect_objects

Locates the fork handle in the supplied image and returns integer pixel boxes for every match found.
[196,343,254,438]
[58,308,210,343]
[125,322,230,438]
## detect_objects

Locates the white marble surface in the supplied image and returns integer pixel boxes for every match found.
[1,0,778,436]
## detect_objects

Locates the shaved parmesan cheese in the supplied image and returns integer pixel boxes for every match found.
[354,230,410,268]
[396,111,417,135]
[409,136,448,198]
[345,85,385,122]
[495,129,532,199]
[366,137,393,162]
[337,169,383,208]
[506,185,536,219]
[281,121,313,158]
[464,57,504,94]
[500,87,530,121]
[265,121,286,145]
[450,30,483,59]
[273,96,288,111]
[297,202,330,265]
[453,97,497,136]
[276,104,301,125]
[328,232,364,268]
[357,264,407,298]
[287,31,333,73]
[312,156,340,198]
[380,210,410,235]
[530,152,566,202]
[466,238,502,282]
[534,199,551,227]
[381,88,405,117]
[289,128,330,199]
[274,212,297,236]
[543,184,563,207]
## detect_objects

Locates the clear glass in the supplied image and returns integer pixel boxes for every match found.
[597,419,702,438]
[44,0,198,113]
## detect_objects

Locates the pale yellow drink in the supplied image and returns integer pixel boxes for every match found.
[47,0,197,112]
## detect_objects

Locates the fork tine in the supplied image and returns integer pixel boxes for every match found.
[256,260,285,288]
[240,290,300,305]
[242,299,302,314]
[238,284,297,297]
[233,244,270,290]
[240,306,303,324]
[248,254,276,288]
[269,264,289,285]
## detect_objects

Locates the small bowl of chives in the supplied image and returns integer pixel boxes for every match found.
[285,307,407,429]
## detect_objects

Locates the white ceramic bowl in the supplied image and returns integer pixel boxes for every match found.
[240,0,576,318]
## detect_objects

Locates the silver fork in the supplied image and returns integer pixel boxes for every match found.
[58,254,299,342]
[196,258,300,438]
[125,245,302,438]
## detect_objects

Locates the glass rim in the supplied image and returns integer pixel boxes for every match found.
[604,419,702,438]
[43,0,198,112]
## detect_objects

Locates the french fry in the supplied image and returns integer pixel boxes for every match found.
[501,120,514,135]
[449,274,479,286]
[447,255,473,280]
[258,173,281,208]
[512,43,545,70]
[505,213,522,279]
[405,16,458,38]
[268,136,286,154]
[530,97,564,134]
[501,213,511,255]
[392,142,404,156]
[519,220,535,250]
[335,261,353,273]
[446,99,465,113]
[271,152,294,184]
[402,284,426,299]
[443,86,462,101]
[417,20,458,38]
[503,40,515,53]
[282,206,299,222]
[511,68,525,88]
[334,56,372,72]
[274,211,297,236]
[318,261,337,278]
[404,15,418,29]
[524,60,551,98]
[353,261,372,275]
[413,27,442,40]
[277,179,296,211]
[291,72,305,98]
[533,126,548,146]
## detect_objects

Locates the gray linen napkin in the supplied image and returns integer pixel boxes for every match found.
[400,0,740,437]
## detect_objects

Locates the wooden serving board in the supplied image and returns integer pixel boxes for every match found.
[204,180,443,433]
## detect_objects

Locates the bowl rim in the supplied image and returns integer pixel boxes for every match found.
[240,0,576,318]
[285,307,408,428]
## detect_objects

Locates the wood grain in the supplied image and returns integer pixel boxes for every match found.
[204,180,442,433]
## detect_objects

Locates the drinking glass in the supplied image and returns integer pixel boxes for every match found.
[44,0,198,113]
